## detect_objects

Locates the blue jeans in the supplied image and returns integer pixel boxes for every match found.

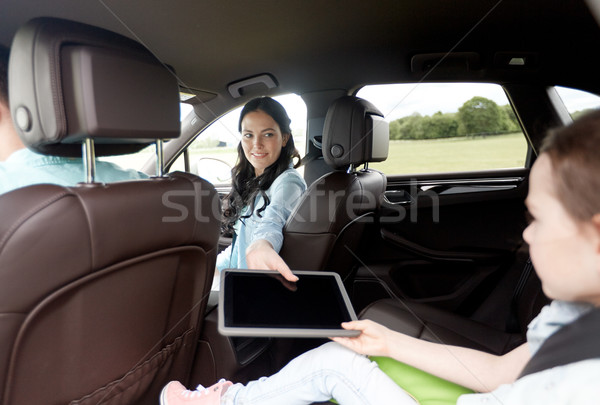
[221,342,416,405]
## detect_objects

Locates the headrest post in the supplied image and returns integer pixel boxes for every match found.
[82,138,97,183]
[155,139,164,177]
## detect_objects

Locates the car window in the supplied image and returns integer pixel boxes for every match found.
[170,94,307,185]
[356,83,528,175]
[554,86,600,119]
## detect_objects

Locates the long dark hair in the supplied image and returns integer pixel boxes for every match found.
[222,97,301,234]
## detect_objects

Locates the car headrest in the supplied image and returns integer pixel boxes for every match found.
[8,17,180,157]
[322,96,389,170]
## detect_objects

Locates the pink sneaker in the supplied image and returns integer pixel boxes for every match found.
[160,379,233,405]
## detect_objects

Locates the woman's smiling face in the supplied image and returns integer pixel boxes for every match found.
[240,110,289,176]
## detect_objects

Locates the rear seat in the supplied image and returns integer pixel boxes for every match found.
[359,259,549,355]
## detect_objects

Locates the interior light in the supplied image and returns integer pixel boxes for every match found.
[508,57,526,66]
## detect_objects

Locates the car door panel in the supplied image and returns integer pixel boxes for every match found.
[354,168,529,315]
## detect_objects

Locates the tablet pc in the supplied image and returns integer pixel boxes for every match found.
[218,269,360,338]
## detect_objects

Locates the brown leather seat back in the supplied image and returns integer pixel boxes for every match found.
[1,176,220,404]
[1,18,221,404]
[280,96,388,282]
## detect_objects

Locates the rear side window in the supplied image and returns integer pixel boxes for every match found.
[356,83,528,175]
[555,86,600,119]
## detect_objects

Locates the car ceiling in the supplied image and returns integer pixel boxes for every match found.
[2,0,600,100]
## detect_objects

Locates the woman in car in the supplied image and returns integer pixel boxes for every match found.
[215,97,306,285]
[162,109,600,404]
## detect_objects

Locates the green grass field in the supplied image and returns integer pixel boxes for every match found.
[104,133,527,178]
[369,133,528,175]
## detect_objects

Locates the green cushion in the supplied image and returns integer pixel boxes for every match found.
[369,356,474,405]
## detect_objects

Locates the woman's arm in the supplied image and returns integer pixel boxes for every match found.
[332,319,530,393]
[245,170,306,281]
[246,238,298,282]
[216,243,233,272]
[249,170,305,252]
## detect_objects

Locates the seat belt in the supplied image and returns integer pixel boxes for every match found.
[229,232,237,261]
[299,150,321,167]
[506,258,534,333]
[299,135,323,167]
[518,307,600,378]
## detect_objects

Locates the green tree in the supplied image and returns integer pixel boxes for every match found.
[389,112,460,140]
[572,108,595,121]
[396,113,425,140]
[388,101,520,140]
[501,104,520,132]
[457,96,504,136]
[389,119,403,140]
[421,111,458,139]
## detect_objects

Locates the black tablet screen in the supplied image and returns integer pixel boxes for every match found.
[223,271,354,329]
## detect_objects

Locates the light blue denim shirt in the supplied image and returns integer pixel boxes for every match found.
[459,300,600,404]
[0,148,147,193]
[216,167,306,273]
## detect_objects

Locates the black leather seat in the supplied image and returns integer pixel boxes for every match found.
[1,18,220,404]
[279,96,389,283]
[360,260,549,355]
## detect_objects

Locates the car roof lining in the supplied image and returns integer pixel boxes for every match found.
[2,0,600,99]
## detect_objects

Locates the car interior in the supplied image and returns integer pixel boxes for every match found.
[1,0,600,404]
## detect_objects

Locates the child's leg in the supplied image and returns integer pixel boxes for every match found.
[222,342,417,405]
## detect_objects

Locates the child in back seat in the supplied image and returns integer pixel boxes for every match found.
[161,110,600,405]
